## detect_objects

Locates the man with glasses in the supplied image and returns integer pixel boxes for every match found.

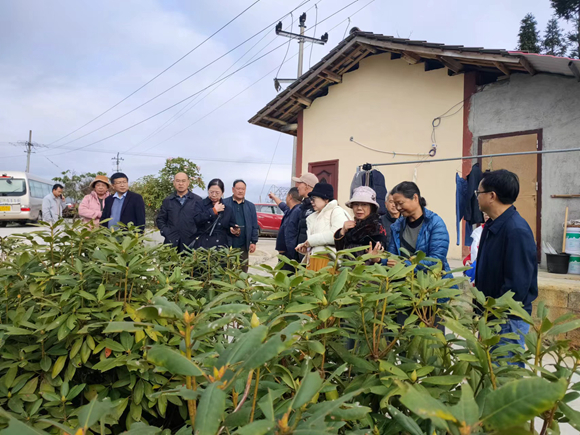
[156,173,202,252]
[475,169,537,367]
[101,172,146,232]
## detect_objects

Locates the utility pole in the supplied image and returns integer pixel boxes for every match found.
[274,14,328,183]
[112,152,124,172]
[26,130,32,173]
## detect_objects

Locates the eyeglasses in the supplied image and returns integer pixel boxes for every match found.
[475,190,491,197]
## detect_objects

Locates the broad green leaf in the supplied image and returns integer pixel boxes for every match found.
[235,420,275,435]
[399,384,456,430]
[379,360,408,379]
[285,303,318,313]
[387,405,423,435]
[0,408,50,434]
[120,422,162,435]
[328,269,348,303]
[147,345,203,377]
[51,356,67,379]
[77,397,117,429]
[330,343,377,373]
[421,375,465,386]
[292,372,324,409]
[103,322,155,333]
[547,319,580,337]
[4,366,18,389]
[216,325,267,368]
[559,401,580,431]
[195,383,226,435]
[258,389,275,422]
[203,304,252,315]
[481,378,566,430]
[451,383,479,427]
[138,297,183,320]
[328,403,371,421]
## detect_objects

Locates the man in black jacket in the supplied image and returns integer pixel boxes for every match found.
[223,180,259,272]
[291,172,319,261]
[156,172,202,252]
[101,173,146,232]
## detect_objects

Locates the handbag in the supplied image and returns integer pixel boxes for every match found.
[190,214,221,249]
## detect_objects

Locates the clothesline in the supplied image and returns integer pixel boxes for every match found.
[364,147,580,168]
[350,137,436,158]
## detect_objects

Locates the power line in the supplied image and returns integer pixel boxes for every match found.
[43,40,292,157]
[308,4,318,69]
[276,13,294,79]
[44,0,362,157]
[48,0,311,151]
[47,0,263,146]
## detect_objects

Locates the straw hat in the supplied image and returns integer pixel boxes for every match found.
[90,175,111,188]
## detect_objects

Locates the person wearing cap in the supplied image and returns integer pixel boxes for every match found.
[78,175,111,228]
[291,172,319,261]
[295,183,350,271]
[334,186,388,263]
[156,172,202,253]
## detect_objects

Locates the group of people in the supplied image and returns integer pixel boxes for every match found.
[43,167,537,361]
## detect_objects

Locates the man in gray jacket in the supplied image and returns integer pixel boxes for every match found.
[42,184,66,224]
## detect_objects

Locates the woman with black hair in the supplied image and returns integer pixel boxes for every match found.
[191,178,240,249]
[386,181,450,272]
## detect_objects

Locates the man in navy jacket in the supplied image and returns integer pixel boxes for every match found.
[101,173,146,232]
[475,169,537,366]
[223,180,259,272]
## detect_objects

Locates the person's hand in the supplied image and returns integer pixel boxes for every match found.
[61,195,66,202]
[249,243,257,254]
[341,220,356,236]
[214,203,225,213]
[268,192,281,205]
[295,241,309,254]
[230,226,241,236]
[386,259,397,267]
[367,242,384,263]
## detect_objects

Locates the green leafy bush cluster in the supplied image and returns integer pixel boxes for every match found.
[0,221,579,435]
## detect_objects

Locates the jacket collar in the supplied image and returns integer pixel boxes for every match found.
[203,196,222,206]
[486,205,516,234]
[91,191,110,200]
[171,191,194,200]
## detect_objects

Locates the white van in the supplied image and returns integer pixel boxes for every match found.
[0,171,54,226]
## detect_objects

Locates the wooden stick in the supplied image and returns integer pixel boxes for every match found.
[563,207,569,253]
[551,194,580,198]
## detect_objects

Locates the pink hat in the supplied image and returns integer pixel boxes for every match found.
[346,186,379,209]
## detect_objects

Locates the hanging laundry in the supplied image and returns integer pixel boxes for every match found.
[351,166,388,215]
[464,163,484,225]
[455,173,468,246]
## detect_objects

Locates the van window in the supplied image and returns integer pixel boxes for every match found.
[0,178,27,196]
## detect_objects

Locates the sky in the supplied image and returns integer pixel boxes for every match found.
[0,0,573,202]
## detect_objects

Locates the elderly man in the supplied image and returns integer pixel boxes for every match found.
[291,172,319,261]
[157,172,202,252]
[42,184,66,224]
[223,179,259,273]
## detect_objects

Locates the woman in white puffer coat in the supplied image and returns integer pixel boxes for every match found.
[295,182,350,271]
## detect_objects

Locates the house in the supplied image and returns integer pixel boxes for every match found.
[249,31,580,262]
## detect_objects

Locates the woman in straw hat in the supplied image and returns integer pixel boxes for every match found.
[78,175,111,227]
[334,186,388,263]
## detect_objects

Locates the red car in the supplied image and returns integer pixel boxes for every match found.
[255,203,283,236]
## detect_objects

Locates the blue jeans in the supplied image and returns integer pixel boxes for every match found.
[497,318,530,368]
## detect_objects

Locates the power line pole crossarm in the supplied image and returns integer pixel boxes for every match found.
[274,12,328,183]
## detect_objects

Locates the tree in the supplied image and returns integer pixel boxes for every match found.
[517,13,541,53]
[543,16,569,56]
[551,0,580,58]
[52,170,107,204]
[131,157,205,222]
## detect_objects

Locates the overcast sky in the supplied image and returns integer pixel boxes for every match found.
[0,0,573,201]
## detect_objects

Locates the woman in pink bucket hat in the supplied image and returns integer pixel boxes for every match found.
[78,175,111,228]
[334,186,388,263]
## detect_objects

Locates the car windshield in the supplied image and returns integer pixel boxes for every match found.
[0,178,26,196]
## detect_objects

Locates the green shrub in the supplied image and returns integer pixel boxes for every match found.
[0,221,579,435]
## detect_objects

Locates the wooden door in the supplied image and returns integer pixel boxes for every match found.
[479,131,541,251]
[308,159,339,194]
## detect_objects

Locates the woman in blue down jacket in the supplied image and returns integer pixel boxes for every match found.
[385,181,450,273]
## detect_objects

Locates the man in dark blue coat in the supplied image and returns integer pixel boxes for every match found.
[269,187,302,266]
[101,172,146,232]
[156,172,202,252]
[475,169,537,367]
[223,180,259,273]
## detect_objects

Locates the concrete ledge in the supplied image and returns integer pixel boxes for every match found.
[534,269,580,344]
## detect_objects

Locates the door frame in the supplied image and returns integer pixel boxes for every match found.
[477,129,543,260]
[308,159,339,194]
